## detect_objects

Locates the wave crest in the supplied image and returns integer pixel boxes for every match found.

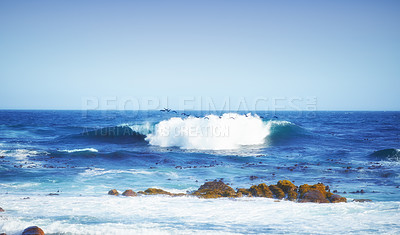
[145,113,294,150]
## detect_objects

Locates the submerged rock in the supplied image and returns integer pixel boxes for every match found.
[192,180,237,198]
[122,189,137,197]
[22,226,45,235]
[108,189,119,196]
[353,199,372,202]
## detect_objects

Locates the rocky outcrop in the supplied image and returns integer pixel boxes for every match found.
[22,226,45,235]
[0,207,4,212]
[191,180,237,198]
[106,180,347,203]
[108,189,119,196]
[122,189,137,197]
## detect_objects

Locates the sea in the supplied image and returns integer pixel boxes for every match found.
[0,110,399,234]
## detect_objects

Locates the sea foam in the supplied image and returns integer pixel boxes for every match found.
[146,113,272,150]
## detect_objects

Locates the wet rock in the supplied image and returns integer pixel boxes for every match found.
[22,226,45,235]
[353,199,372,202]
[269,185,285,199]
[299,190,330,203]
[108,189,119,196]
[144,188,172,196]
[0,207,4,212]
[122,189,137,197]
[299,183,328,198]
[277,180,298,201]
[329,194,347,203]
[249,183,273,198]
[192,180,237,198]
[236,188,252,197]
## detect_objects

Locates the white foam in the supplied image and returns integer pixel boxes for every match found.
[0,149,41,161]
[59,148,98,153]
[78,168,155,177]
[1,195,399,234]
[146,113,272,150]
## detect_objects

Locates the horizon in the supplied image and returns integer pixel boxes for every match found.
[1,0,399,111]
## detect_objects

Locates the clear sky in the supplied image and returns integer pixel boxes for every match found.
[0,0,399,111]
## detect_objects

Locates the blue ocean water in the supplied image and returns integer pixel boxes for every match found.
[1,110,400,234]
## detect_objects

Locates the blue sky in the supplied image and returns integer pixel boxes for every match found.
[0,0,399,110]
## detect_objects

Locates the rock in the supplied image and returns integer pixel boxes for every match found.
[299,190,330,203]
[249,183,273,198]
[0,232,6,235]
[299,183,327,198]
[276,180,298,201]
[237,188,252,197]
[108,189,119,196]
[269,185,285,199]
[22,226,45,235]
[329,194,347,203]
[0,207,4,212]
[277,180,297,193]
[122,189,137,197]
[192,180,237,198]
[144,188,172,196]
[353,199,372,202]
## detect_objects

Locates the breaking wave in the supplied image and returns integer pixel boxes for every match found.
[146,113,301,150]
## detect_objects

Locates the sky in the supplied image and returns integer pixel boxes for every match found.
[0,0,399,111]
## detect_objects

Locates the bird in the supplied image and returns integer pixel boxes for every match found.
[160,108,171,112]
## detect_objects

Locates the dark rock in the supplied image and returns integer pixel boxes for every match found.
[0,207,4,212]
[249,176,259,180]
[122,189,137,197]
[22,226,45,235]
[353,199,372,202]
[1,232,6,235]
[329,194,347,203]
[249,183,273,198]
[108,189,119,196]
[299,190,330,203]
[192,181,237,198]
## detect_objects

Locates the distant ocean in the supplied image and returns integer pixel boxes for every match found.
[1,110,400,234]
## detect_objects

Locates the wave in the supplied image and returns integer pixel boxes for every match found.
[145,113,302,150]
[59,115,305,149]
[370,149,400,161]
[59,148,98,153]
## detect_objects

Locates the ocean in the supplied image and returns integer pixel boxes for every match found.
[0,110,400,234]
